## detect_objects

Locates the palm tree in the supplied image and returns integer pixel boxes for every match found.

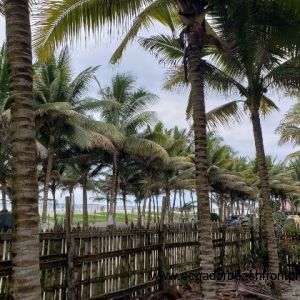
[34,47,116,223]
[139,8,300,296]
[118,160,142,225]
[122,4,225,295]
[277,102,300,159]
[34,4,233,297]
[98,73,168,225]
[143,123,194,224]
[59,165,81,224]
[207,8,300,295]
[32,0,300,297]
[3,0,42,298]
[63,149,112,228]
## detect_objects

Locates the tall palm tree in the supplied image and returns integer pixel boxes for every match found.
[34,48,116,223]
[139,9,300,296]
[207,6,300,295]
[118,160,142,225]
[98,73,168,225]
[2,0,42,298]
[143,123,194,224]
[120,4,224,295]
[32,0,300,297]
[33,2,231,297]
[63,148,112,228]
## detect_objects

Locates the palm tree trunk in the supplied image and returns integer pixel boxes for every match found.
[160,196,168,229]
[106,194,110,221]
[179,190,183,221]
[42,130,55,223]
[152,196,156,223]
[5,0,41,298]
[162,188,170,225]
[108,155,118,226]
[51,185,57,226]
[187,32,216,297]
[209,193,213,213]
[142,198,147,227]
[122,190,128,225]
[137,200,142,227]
[241,200,245,216]
[1,181,7,211]
[69,187,74,225]
[82,171,88,229]
[171,190,177,223]
[231,199,234,215]
[219,193,224,222]
[250,108,281,297]
[190,191,196,217]
[147,196,152,228]
[156,195,160,223]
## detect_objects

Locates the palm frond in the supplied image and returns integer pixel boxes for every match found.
[34,0,152,59]
[34,102,73,117]
[263,57,300,92]
[276,102,300,146]
[139,34,183,66]
[124,136,169,161]
[207,100,245,129]
[110,0,174,63]
[260,95,279,117]
[163,66,188,91]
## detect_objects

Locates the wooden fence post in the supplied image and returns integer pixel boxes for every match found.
[65,196,75,300]
[220,226,226,271]
[236,227,241,272]
[145,230,151,295]
[158,224,167,291]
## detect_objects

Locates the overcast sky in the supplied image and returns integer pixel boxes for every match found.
[1,14,299,209]
[0,17,297,161]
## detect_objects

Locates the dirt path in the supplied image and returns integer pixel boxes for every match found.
[152,280,300,299]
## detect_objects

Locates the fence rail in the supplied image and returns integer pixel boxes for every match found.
[0,223,260,299]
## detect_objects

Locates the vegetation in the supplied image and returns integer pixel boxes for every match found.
[0,0,300,298]
[3,0,41,299]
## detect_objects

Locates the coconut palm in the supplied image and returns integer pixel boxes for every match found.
[63,148,113,228]
[23,0,300,297]
[118,160,143,225]
[143,123,194,224]
[277,102,300,159]
[97,73,168,225]
[34,47,117,223]
[2,0,42,298]
[121,5,226,295]
[139,9,300,295]
[207,8,300,294]
[121,12,300,295]
[32,1,298,297]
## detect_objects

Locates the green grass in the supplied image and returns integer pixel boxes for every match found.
[48,212,141,225]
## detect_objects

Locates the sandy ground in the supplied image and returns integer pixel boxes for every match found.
[283,281,300,299]
[154,280,300,299]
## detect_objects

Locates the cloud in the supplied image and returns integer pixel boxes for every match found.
[0,17,297,161]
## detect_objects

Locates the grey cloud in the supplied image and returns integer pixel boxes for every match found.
[0,18,297,160]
